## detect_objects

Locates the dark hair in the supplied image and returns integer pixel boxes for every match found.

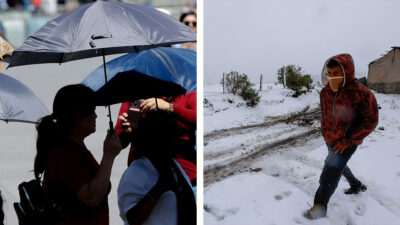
[326,59,341,68]
[0,191,3,225]
[34,84,96,180]
[180,11,196,22]
[132,110,177,163]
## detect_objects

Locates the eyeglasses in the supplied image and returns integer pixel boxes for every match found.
[184,21,197,27]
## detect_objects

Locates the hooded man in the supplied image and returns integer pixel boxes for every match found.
[304,54,378,219]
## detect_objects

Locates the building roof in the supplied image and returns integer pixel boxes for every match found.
[369,46,400,66]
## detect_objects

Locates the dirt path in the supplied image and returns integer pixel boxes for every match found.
[204,105,319,142]
[204,129,321,186]
[204,106,322,187]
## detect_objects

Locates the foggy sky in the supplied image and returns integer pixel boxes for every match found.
[204,0,400,84]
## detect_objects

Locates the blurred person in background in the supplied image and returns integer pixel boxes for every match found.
[175,11,196,50]
[6,0,17,8]
[144,0,154,8]
[31,0,41,13]
[0,0,8,9]
[6,0,25,9]
[180,11,196,33]
[181,0,196,14]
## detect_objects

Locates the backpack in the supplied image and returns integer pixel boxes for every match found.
[13,179,61,225]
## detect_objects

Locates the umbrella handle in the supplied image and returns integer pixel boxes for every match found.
[107,105,114,131]
[109,120,114,131]
[102,50,114,132]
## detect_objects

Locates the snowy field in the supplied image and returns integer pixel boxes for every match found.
[0,56,131,225]
[204,83,321,171]
[204,83,320,133]
[204,83,400,225]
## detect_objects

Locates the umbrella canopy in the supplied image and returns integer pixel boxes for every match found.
[82,47,196,102]
[6,1,196,130]
[88,70,187,106]
[7,0,196,68]
[0,36,13,62]
[0,73,50,123]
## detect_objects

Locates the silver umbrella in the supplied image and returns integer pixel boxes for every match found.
[0,73,49,124]
[7,1,196,129]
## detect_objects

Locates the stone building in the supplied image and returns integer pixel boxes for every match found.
[367,47,400,94]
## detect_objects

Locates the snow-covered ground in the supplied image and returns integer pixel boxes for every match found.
[204,83,400,225]
[204,83,320,133]
[204,83,321,172]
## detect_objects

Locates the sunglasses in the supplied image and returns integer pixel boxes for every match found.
[184,21,197,27]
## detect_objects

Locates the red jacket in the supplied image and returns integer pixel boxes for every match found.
[320,54,378,147]
[115,92,197,181]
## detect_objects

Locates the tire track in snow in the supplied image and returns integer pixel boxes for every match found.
[204,129,321,186]
[204,106,319,142]
[204,106,321,187]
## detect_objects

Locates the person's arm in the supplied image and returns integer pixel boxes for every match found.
[345,90,379,145]
[119,162,175,225]
[172,92,196,125]
[139,93,197,125]
[77,131,122,207]
[319,89,329,143]
[126,183,168,225]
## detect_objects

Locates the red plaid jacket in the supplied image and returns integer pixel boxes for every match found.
[320,54,378,146]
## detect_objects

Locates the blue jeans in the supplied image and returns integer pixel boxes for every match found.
[314,144,361,206]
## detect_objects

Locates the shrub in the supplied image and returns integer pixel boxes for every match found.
[221,71,260,107]
[242,86,260,107]
[204,98,213,108]
[221,71,244,95]
[277,65,314,97]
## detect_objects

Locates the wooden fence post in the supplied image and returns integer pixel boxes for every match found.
[222,73,225,93]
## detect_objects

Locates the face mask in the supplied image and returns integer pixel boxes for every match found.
[327,76,344,91]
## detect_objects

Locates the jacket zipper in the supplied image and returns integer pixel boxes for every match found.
[344,123,351,138]
[328,90,339,143]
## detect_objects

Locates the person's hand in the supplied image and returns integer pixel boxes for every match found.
[118,112,132,133]
[140,98,170,113]
[103,130,122,158]
[334,141,348,154]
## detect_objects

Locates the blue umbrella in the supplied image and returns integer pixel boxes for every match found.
[82,47,196,106]
[0,73,49,124]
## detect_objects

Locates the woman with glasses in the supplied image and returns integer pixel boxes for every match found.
[178,11,197,50]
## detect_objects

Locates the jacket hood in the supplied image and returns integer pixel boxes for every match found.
[322,53,355,88]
